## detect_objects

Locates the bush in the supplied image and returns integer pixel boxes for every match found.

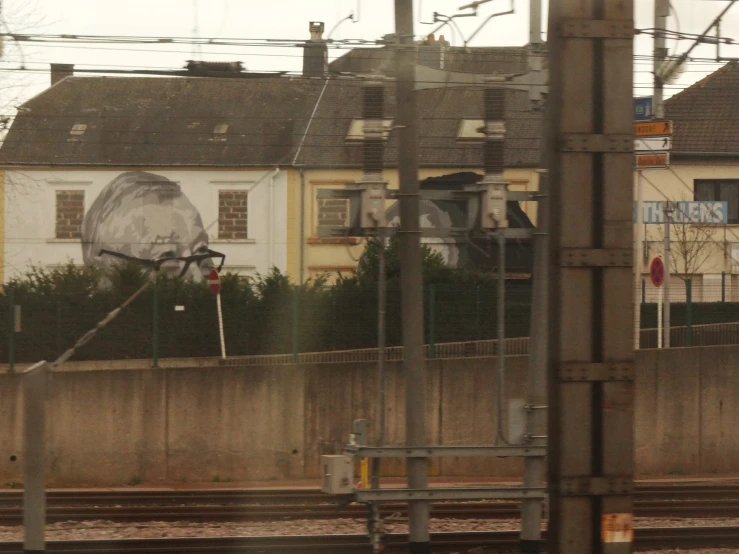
[0,260,535,363]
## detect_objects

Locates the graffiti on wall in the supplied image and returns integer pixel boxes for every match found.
[380,172,534,272]
[81,171,217,281]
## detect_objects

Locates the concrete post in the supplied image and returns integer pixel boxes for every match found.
[23,361,48,554]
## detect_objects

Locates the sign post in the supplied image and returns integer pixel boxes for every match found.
[209,269,226,359]
[634,171,644,349]
[650,257,665,349]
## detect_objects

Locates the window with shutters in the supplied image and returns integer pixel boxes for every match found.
[55,190,84,239]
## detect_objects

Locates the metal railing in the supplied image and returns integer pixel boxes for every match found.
[223,336,532,366]
[221,321,739,366]
[639,321,739,349]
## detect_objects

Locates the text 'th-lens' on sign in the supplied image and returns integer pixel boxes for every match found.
[633,201,728,224]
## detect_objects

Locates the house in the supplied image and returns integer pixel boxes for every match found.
[292,36,544,281]
[635,61,739,302]
[0,25,543,284]
[0,66,327,282]
[290,78,542,281]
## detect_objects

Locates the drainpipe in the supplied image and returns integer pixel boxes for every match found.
[267,168,279,271]
[299,168,306,285]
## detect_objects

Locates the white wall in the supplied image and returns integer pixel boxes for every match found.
[3,168,288,282]
[634,163,739,276]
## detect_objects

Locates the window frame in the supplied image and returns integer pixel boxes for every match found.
[209,180,253,243]
[46,180,91,242]
[694,179,739,224]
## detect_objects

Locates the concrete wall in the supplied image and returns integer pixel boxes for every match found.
[2,346,739,486]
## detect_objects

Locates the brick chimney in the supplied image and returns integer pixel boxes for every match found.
[50,63,74,86]
[418,35,446,69]
[302,21,328,77]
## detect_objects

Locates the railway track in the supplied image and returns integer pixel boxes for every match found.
[1,526,739,553]
[1,483,739,523]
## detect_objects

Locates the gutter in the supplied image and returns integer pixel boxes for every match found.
[267,168,279,270]
[299,168,306,285]
[671,152,739,158]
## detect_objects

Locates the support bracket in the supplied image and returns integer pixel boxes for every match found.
[561,248,632,267]
[561,133,633,153]
[560,19,635,39]
[344,445,546,458]
[558,362,634,382]
[354,486,547,502]
[559,477,633,496]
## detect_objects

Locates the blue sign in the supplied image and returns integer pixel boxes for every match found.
[633,201,728,224]
[634,97,654,121]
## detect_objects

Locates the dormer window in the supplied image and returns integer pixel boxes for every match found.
[212,123,229,142]
[345,119,393,141]
[456,119,485,142]
[68,123,87,141]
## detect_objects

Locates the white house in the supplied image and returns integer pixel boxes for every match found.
[3,168,289,281]
[0,64,328,282]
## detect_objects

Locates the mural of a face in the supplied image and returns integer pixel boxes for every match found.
[81,171,212,281]
[385,199,462,267]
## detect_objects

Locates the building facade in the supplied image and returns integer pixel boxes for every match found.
[3,168,289,281]
[0,34,545,284]
[0,68,324,282]
[636,61,739,303]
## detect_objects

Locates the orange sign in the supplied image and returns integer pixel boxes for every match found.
[634,120,672,137]
[635,152,669,169]
[602,513,634,543]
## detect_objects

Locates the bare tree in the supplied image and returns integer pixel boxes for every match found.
[666,220,715,282]
[646,205,718,305]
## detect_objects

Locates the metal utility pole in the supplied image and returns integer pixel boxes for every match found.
[361,74,389,553]
[495,228,506,444]
[546,2,635,554]
[520,169,548,553]
[373,237,387,479]
[394,0,430,550]
[654,0,669,118]
[663,202,673,348]
[529,0,542,45]
[634,171,644,350]
[479,76,510,448]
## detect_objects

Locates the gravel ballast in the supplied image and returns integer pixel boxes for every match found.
[2,517,739,542]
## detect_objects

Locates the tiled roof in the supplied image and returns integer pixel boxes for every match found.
[0,72,541,168]
[329,45,532,76]
[0,76,325,166]
[665,61,739,155]
[294,79,541,168]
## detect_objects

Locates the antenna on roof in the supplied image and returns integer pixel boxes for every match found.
[191,0,202,60]
[328,12,355,40]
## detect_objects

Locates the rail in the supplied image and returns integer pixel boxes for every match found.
[221,321,739,366]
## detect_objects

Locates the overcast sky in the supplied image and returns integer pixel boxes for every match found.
[0,0,736,110]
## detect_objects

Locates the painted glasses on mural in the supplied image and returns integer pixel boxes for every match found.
[81,171,224,280]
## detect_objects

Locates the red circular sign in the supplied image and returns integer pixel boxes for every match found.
[649,257,665,287]
[208,269,221,295]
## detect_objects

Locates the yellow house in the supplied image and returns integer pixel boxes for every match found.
[292,168,539,282]
[635,62,739,302]
[286,79,542,283]
[0,170,4,283]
